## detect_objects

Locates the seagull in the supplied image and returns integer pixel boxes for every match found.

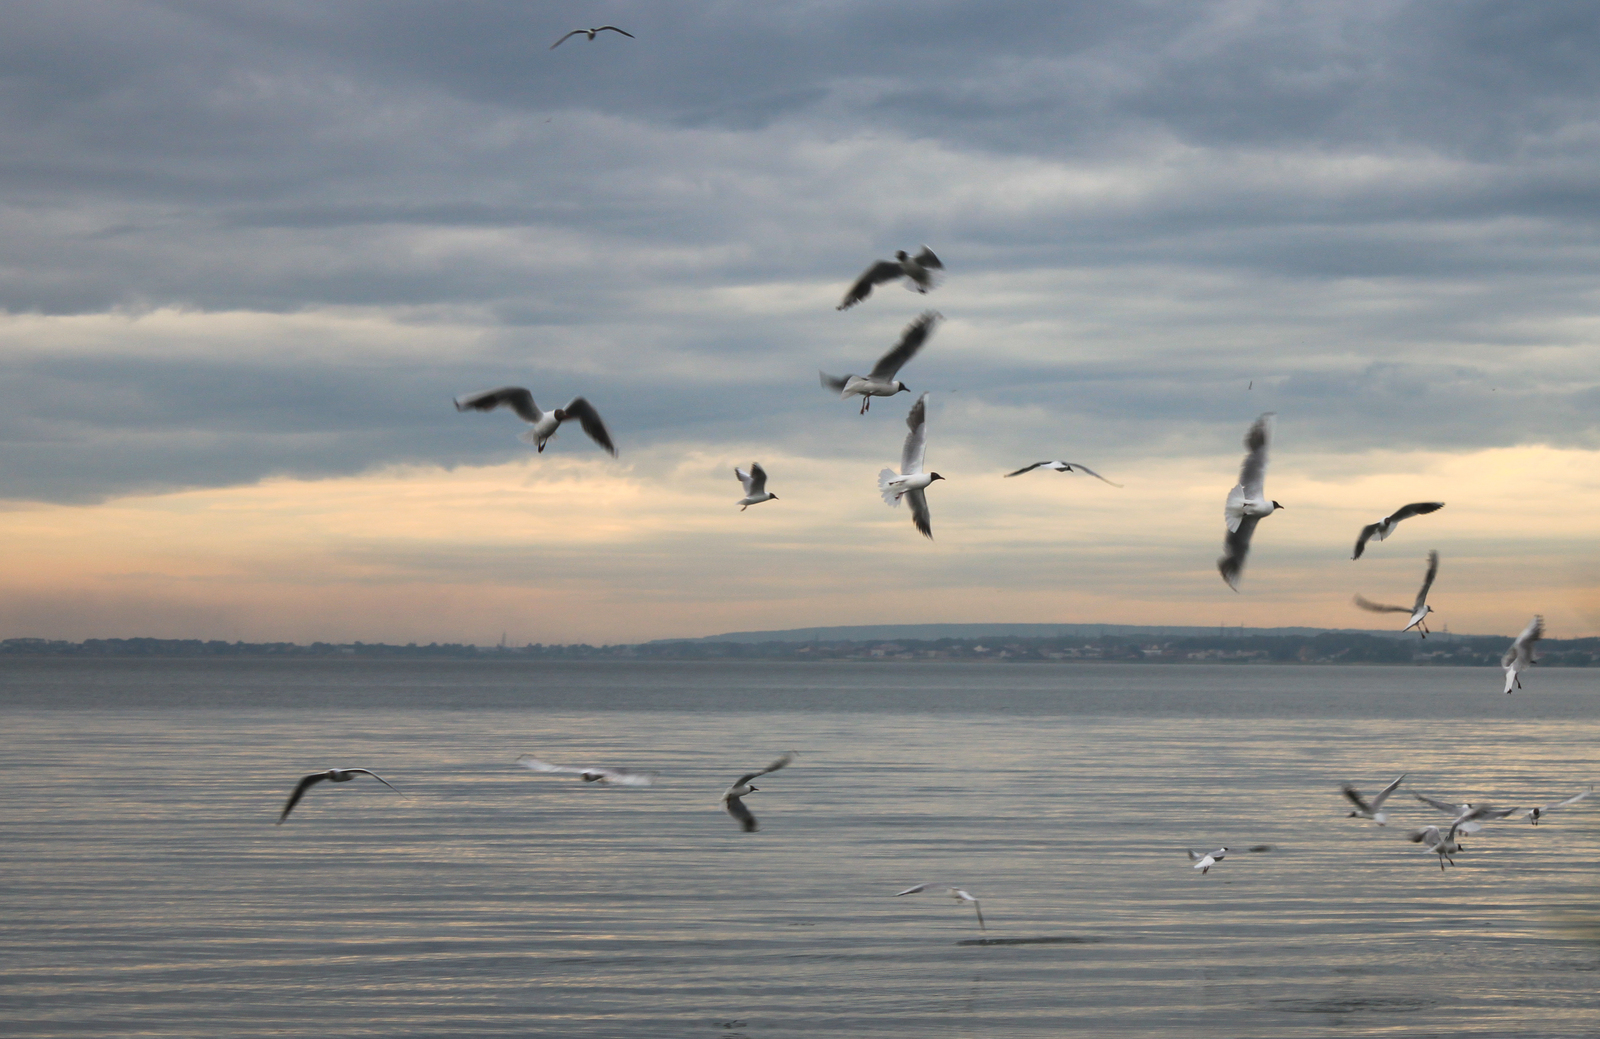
[722,752,796,832]
[1412,793,1519,836]
[820,310,940,413]
[1002,461,1122,486]
[516,755,654,787]
[550,25,634,49]
[1218,413,1282,590]
[277,768,401,824]
[1523,787,1593,825]
[1409,824,1465,870]
[837,247,943,310]
[735,463,778,510]
[1352,502,1444,560]
[1341,772,1407,825]
[1502,615,1543,694]
[878,391,943,539]
[1353,550,1439,637]
[454,388,617,456]
[894,883,985,931]
[1188,847,1228,874]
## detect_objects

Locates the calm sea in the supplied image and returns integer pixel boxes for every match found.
[2,658,1598,1038]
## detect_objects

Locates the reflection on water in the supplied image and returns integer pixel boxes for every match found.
[2,659,1598,1037]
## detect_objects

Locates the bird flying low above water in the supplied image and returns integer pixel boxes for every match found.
[820,310,940,413]
[1409,824,1465,870]
[878,392,943,539]
[722,752,797,832]
[1412,793,1519,837]
[1002,461,1122,486]
[1354,550,1439,637]
[453,388,617,456]
[1188,847,1228,874]
[516,755,654,786]
[1341,773,1407,825]
[1217,413,1281,590]
[550,25,634,48]
[735,463,778,510]
[1352,502,1444,560]
[837,247,943,310]
[1523,787,1593,825]
[1503,615,1543,694]
[894,883,985,931]
[277,768,401,824]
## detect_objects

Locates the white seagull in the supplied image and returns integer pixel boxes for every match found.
[735,463,778,510]
[516,755,654,787]
[1218,413,1282,590]
[1523,787,1593,825]
[1352,502,1445,560]
[1502,615,1543,694]
[277,768,401,824]
[894,883,985,931]
[550,25,634,48]
[1341,772,1407,825]
[837,247,943,310]
[820,311,940,413]
[1354,550,1439,637]
[1188,847,1228,874]
[722,752,797,832]
[1409,824,1465,870]
[878,392,943,539]
[1412,793,1519,836]
[1002,461,1122,486]
[454,387,617,456]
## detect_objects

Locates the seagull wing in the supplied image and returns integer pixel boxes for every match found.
[1413,792,1466,815]
[906,487,932,539]
[517,755,588,775]
[912,246,942,271]
[594,768,654,787]
[1353,594,1410,614]
[1503,615,1544,667]
[1543,788,1594,812]
[1352,522,1381,560]
[731,751,797,789]
[455,387,542,424]
[723,793,759,832]
[1062,463,1122,487]
[594,26,634,38]
[1004,462,1048,477]
[819,371,851,395]
[560,397,617,456]
[1218,513,1260,590]
[1412,550,1439,611]
[746,463,768,496]
[838,260,903,310]
[344,769,401,795]
[1341,783,1375,814]
[277,772,330,824]
[870,311,940,381]
[1389,501,1445,524]
[894,883,933,896]
[736,467,757,496]
[1409,825,1443,845]
[549,29,585,48]
[901,392,929,474]
[1237,412,1273,500]
[1369,772,1407,810]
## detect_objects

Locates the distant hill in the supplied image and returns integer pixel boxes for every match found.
[651,622,1473,644]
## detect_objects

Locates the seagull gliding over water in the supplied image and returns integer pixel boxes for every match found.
[1217,413,1281,590]
[516,755,655,786]
[277,768,401,824]
[894,883,985,931]
[1354,550,1438,637]
[1352,502,1444,559]
[722,752,797,832]
[820,311,940,413]
[1523,787,1593,824]
[454,388,617,456]
[1188,847,1228,874]
[1341,772,1407,825]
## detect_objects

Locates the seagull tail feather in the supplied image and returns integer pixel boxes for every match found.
[878,468,902,506]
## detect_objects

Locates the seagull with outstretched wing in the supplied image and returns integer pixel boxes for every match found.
[1352,502,1444,559]
[277,768,401,824]
[516,755,655,786]
[878,392,943,539]
[821,311,940,413]
[1003,461,1122,486]
[722,752,797,832]
[454,387,617,456]
[1341,772,1407,825]
[1502,615,1543,694]
[894,883,985,931]
[735,463,778,510]
[1218,413,1282,590]
[1354,550,1438,637]
[837,247,943,310]
[550,25,634,49]
[1523,786,1593,825]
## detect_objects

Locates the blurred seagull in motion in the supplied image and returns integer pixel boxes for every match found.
[837,247,943,310]
[1503,615,1543,694]
[1352,502,1444,560]
[722,752,797,832]
[1218,413,1281,590]
[1413,793,1519,836]
[550,25,634,48]
[1342,773,1407,825]
[1523,787,1593,825]
[516,755,654,787]
[1003,460,1122,486]
[1188,847,1228,874]
[1409,824,1465,870]
[894,883,985,931]
[277,768,401,824]
[735,463,778,510]
[878,392,943,539]
[1354,550,1439,637]
[821,311,940,413]
[454,388,617,456]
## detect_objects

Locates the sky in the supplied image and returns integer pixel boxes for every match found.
[4,0,1600,645]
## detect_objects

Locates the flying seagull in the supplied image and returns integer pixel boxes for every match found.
[550,26,634,48]
[1218,413,1282,590]
[1409,824,1465,870]
[820,310,940,413]
[1188,847,1228,874]
[735,463,778,510]
[837,247,943,310]
[1523,787,1593,825]
[1412,793,1519,836]
[1352,502,1444,560]
[516,755,654,787]
[894,883,985,931]
[722,752,796,832]
[1354,550,1439,637]
[454,388,617,456]
[1502,615,1543,694]
[878,391,943,539]
[1341,772,1407,825]
[1002,461,1122,486]
[277,768,400,824]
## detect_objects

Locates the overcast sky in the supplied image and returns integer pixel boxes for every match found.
[4,0,1600,644]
